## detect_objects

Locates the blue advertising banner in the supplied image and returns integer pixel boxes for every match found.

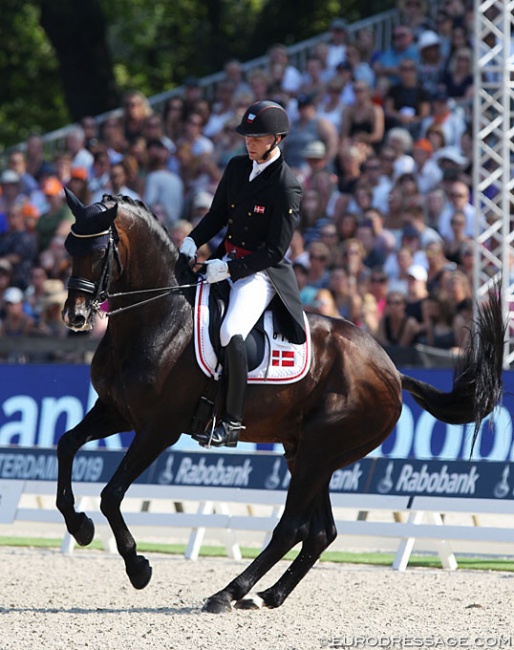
[0,364,513,461]
[0,446,512,501]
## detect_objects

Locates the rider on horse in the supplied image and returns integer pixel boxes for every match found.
[180,100,306,448]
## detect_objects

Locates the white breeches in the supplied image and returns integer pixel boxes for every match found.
[220,270,276,347]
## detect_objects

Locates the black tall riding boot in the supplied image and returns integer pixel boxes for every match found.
[193,334,247,448]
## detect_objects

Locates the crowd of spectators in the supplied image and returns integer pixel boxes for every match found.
[0,0,484,362]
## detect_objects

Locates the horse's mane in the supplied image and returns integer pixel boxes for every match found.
[105,193,197,284]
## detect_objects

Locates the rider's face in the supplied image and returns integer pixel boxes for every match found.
[244,134,280,163]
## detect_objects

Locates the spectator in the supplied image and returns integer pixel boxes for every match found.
[328,266,362,322]
[375,289,420,347]
[52,151,73,187]
[340,81,385,148]
[64,126,94,172]
[356,27,381,67]
[384,127,416,179]
[88,146,112,196]
[182,77,205,116]
[373,25,419,85]
[455,241,474,282]
[361,154,393,214]
[397,0,434,40]
[24,265,48,325]
[143,139,184,227]
[424,187,448,231]
[452,295,473,350]
[35,177,74,253]
[0,286,34,361]
[437,178,475,242]
[142,114,175,153]
[366,267,390,318]
[318,222,341,267]
[310,287,341,318]
[305,241,331,290]
[92,162,139,203]
[283,93,339,173]
[0,170,24,234]
[434,10,454,63]
[326,18,349,72]
[340,238,371,294]
[443,209,472,264]
[266,43,303,95]
[358,292,381,336]
[333,142,365,200]
[0,260,13,321]
[334,210,359,246]
[222,59,252,99]
[383,58,431,139]
[80,116,99,151]
[420,290,458,350]
[357,218,386,269]
[385,245,415,294]
[39,235,70,282]
[424,123,447,156]
[416,30,446,98]
[100,116,127,164]
[170,219,193,248]
[203,80,237,142]
[300,140,337,213]
[0,204,37,290]
[411,138,443,194]
[425,240,455,293]
[316,78,347,133]
[287,229,310,268]
[383,179,406,233]
[420,91,467,148]
[66,167,91,206]
[443,268,472,312]
[440,47,474,114]
[25,135,54,182]
[405,263,429,327]
[162,95,186,143]
[363,207,397,258]
[299,56,328,103]
[122,90,153,145]
[345,42,375,88]
[7,150,39,197]
[402,203,443,249]
[188,190,214,228]
[248,69,271,102]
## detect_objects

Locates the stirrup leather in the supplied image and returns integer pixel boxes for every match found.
[193,419,245,448]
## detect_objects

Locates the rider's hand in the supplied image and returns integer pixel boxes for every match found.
[180,236,197,260]
[205,259,230,284]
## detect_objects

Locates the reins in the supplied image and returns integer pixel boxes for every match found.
[104,280,205,316]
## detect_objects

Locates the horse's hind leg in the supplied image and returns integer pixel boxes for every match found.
[236,482,336,610]
[56,399,129,546]
[202,469,333,613]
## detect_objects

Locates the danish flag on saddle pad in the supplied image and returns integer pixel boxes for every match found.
[193,280,311,384]
[254,205,265,214]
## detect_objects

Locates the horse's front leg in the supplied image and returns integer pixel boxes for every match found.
[99,435,170,590]
[56,399,129,546]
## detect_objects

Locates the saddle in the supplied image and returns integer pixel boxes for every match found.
[188,279,311,436]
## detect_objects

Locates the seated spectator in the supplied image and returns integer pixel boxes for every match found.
[309,287,341,318]
[293,260,318,309]
[356,219,386,269]
[345,42,375,88]
[398,0,434,40]
[443,209,473,264]
[384,127,416,179]
[386,246,415,295]
[0,287,34,363]
[440,47,474,114]
[23,265,48,325]
[305,241,331,290]
[162,95,186,143]
[66,166,91,206]
[299,141,338,213]
[6,150,39,197]
[358,292,380,336]
[313,78,346,133]
[203,80,237,142]
[425,240,456,293]
[411,138,443,194]
[366,268,390,318]
[299,55,328,103]
[375,290,420,347]
[213,117,246,169]
[326,18,349,72]
[122,90,153,145]
[170,219,193,248]
[424,122,446,156]
[361,155,393,214]
[333,142,366,200]
[339,238,371,294]
[24,134,54,183]
[100,116,128,164]
[373,25,419,85]
[437,178,475,242]
[402,203,443,249]
[420,91,467,148]
[419,289,457,350]
[143,139,184,227]
[266,43,303,95]
[328,266,362,322]
[442,268,472,313]
[39,235,71,282]
[36,177,74,254]
[383,57,431,139]
[0,170,25,234]
[64,126,94,173]
[416,30,446,99]
[299,188,330,247]
[363,207,397,259]
[405,263,429,328]
[340,80,385,148]
[0,204,38,290]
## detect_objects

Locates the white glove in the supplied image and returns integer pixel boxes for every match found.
[180,236,197,259]
[205,259,230,284]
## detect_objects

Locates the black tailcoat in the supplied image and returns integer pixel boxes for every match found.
[189,154,306,344]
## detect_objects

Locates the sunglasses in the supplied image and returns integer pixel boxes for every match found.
[309,254,328,262]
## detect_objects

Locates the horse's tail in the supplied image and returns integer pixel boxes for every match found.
[400,285,506,454]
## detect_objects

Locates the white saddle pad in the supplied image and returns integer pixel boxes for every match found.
[193,280,311,384]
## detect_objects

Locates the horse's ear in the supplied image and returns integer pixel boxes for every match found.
[64,186,85,219]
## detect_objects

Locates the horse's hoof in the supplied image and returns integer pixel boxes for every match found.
[127,555,152,590]
[234,594,265,610]
[202,595,232,614]
[74,513,95,546]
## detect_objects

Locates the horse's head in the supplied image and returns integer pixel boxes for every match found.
[62,188,121,331]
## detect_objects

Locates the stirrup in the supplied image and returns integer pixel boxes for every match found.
[192,419,244,448]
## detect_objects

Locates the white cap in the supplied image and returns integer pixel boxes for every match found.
[3,287,24,303]
[418,30,440,50]
[407,264,428,282]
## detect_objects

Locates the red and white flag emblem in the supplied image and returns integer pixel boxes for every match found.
[254,205,265,214]
[272,350,295,367]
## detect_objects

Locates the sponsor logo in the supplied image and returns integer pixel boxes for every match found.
[0,451,103,482]
[173,456,252,486]
[330,463,363,492]
[393,463,479,495]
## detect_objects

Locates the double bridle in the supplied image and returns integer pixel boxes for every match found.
[66,224,203,317]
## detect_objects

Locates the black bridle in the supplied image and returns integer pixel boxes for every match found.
[66,225,203,317]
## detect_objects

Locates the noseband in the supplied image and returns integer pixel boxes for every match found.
[66,225,123,311]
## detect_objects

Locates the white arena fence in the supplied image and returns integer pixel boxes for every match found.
[0,447,513,570]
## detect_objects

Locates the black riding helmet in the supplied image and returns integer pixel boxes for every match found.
[236,100,289,160]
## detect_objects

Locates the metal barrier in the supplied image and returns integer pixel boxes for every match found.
[1,447,512,569]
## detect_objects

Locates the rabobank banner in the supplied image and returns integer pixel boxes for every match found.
[0,447,512,501]
[1,364,514,461]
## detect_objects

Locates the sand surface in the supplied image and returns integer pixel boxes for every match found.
[0,546,513,650]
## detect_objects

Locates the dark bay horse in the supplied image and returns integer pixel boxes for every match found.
[58,191,505,613]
